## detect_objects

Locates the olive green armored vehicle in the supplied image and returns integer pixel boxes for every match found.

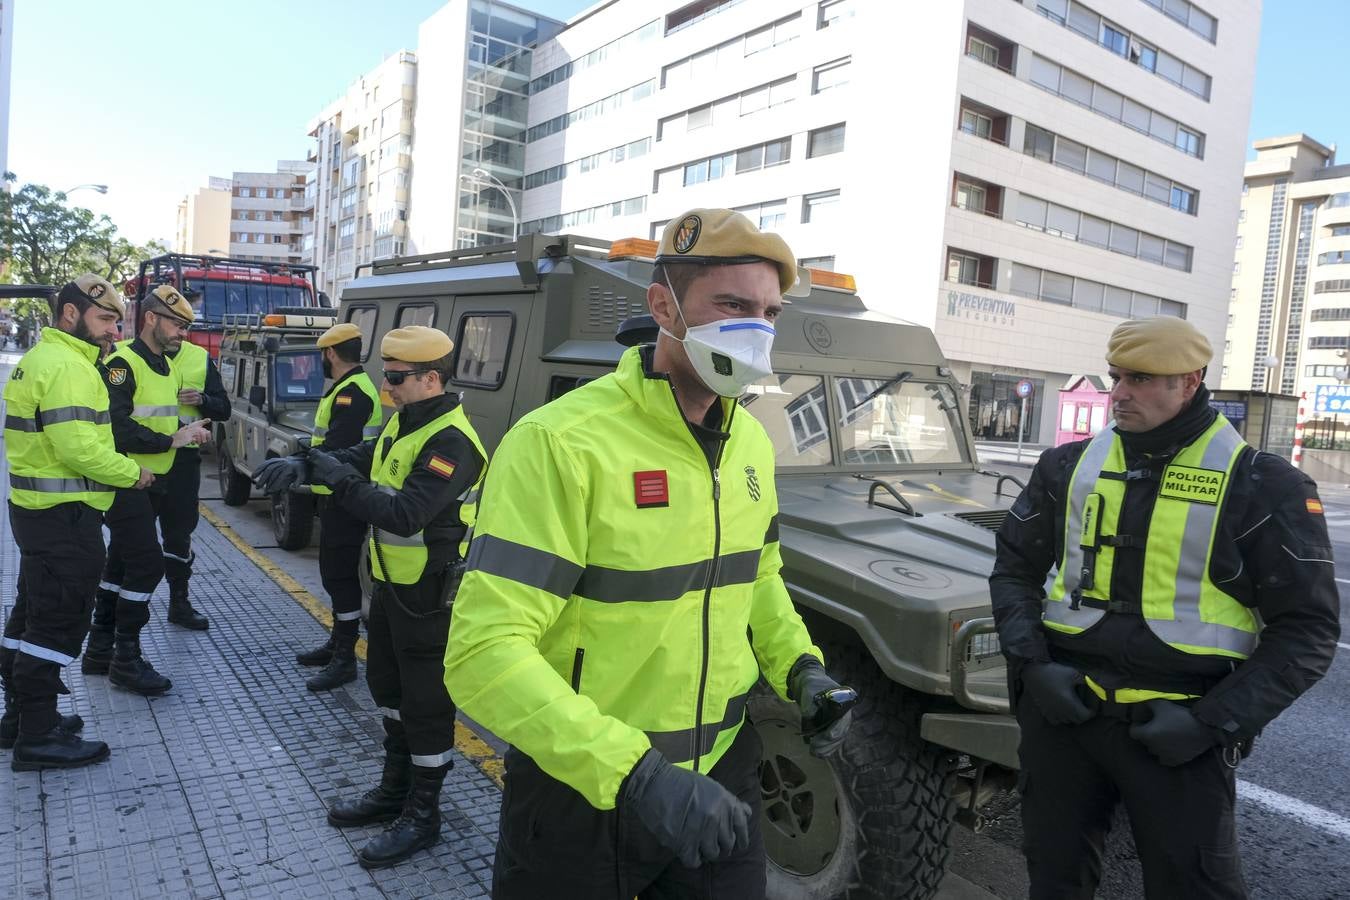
[214,311,337,551]
[336,234,1020,900]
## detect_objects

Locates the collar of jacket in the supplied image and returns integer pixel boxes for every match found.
[128,337,170,374]
[41,326,100,364]
[397,391,460,438]
[324,365,366,398]
[618,344,735,438]
[1117,384,1216,460]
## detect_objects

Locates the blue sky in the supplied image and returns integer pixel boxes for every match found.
[8,1,1344,244]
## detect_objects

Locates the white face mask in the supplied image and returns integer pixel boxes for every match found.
[660,274,776,397]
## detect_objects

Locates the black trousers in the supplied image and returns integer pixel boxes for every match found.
[319,502,366,637]
[1016,693,1248,899]
[2,502,105,734]
[159,449,200,590]
[95,487,167,639]
[367,576,455,766]
[493,720,767,900]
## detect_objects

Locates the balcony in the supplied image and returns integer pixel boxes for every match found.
[957,98,1010,147]
[965,23,1016,74]
[946,248,998,291]
[951,173,1004,219]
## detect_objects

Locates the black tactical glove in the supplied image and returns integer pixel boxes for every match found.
[1128,699,1222,767]
[306,449,360,490]
[1021,660,1095,726]
[252,455,306,494]
[787,656,857,758]
[622,749,752,869]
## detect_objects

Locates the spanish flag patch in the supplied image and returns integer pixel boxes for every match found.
[1306,498,1324,515]
[426,454,457,480]
[335,395,352,406]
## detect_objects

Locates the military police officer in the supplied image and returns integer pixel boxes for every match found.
[444,209,855,898]
[291,321,383,691]
[990,317,1341,898]
[159,288,232,631]
[254,325,485,869]
[83,285,211,695]
[1,275,151,770]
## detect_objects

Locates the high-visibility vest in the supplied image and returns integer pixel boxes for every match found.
[310,368,383,496]
[444,345,823,811]
[171,341,208,449]
[368,404,486,584]
[1045,415,1259,666]
[3,328,141,510]
[105,343,181,475]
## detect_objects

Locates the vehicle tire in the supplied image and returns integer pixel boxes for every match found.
[218,440,252,507]
[271,489,315,550]
[752,642,956,900]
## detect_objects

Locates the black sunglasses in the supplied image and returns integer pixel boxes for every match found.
[383,368,431,386]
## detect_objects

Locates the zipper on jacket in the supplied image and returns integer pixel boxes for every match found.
[570,648,585,693]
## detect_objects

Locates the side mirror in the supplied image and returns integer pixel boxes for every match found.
[249,384,266,409]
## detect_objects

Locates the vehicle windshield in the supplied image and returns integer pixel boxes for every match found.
[272,351,324,401]
[739,373,836,467]
[837,378,967,466]
[186,279,312,324]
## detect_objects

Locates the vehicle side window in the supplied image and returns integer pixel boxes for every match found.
[219,357,238,395]
[739,373,834,467]
[235,357,252,398]
[345,306,378,361]
[452,313,514,390]
[396,304,435,328]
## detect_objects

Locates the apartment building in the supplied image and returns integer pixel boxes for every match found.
[174,177,233,256]
[305,51,418,299]
[226,161,313,265]
[1226,134,1350,409]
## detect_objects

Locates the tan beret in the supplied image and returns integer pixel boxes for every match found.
[61,273,126,318]
[146,284,195,325]
[1106,316,1212,375]
[657,208,798,294]
[380,325,453,363]
[317,322,363,348]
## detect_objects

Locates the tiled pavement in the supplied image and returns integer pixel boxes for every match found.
[0,488,500,899]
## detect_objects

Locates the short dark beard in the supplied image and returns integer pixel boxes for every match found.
[322,357,333,379]
[70,314,103,349]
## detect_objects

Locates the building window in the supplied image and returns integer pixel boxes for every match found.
[734,199,787,231]
[802,190,841,224]
[807,123,846,158]
[1140,0,1218,43]
[968,35,999,66]
[1236,235,1244,250]
[1330,225,1350,236]
[1021,120,1198,214]
[812,58,850,94]
[1308,336,1350,350]
[817,0,852,29]
[1318,250,1350,265]
[955,181,987,213]
[961,109,993,140]
[1311,308,1350,322]
[948,252,981,287]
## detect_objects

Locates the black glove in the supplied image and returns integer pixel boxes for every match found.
[787,656,857,758]
[252,455,306,494]
[622,749,752,868]
[1128,700,1221,767]
[306,448,360,489]
[1021,661,1095,726]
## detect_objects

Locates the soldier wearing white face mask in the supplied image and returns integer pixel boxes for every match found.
[446,209,855,898]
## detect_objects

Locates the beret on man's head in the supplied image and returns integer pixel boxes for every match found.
[380,325,453,363]
[1106,316,1212,375]
[58,273,125,318]
[317,322,362,349]
[656,208,798,294]
[145,284,195,325]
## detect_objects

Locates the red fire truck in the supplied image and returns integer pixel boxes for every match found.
[124,253,326,357]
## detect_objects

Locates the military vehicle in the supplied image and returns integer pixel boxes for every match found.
[214,311,337,550]
[331,234,1018,900]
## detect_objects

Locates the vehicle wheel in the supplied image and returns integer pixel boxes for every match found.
[271,489,315,550]
[218,441,252,507]
[752,642,956,900]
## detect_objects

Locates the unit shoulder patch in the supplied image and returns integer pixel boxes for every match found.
[1306,498,1324,515]
[107,367,128,386]
[425,454,457,480]
[1158,465,1225,505]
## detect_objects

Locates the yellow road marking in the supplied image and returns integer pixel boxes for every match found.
[199,503,504,786]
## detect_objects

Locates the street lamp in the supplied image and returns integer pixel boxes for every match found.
[61,183,108,196]
[461,167,518,242]
[1261,354,1279,450]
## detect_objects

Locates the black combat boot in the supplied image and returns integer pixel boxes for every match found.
[296,633,335,667]
[109,637,173,696]
[166,581,209,631]
[82,593,118,675]
[327,752,412,828]
[356,764,447,869]
[12,725,109,771]
[0,690,84,750]
[306,631,357,692]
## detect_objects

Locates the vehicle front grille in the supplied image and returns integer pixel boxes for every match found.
[950,509,1009,533]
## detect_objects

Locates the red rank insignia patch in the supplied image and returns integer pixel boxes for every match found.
[1306,498,1324,515]
[634,470,669,508]
[426,454,457,480]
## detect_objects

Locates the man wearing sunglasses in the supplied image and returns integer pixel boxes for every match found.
[84,285,212,697]
[253,325,486,869]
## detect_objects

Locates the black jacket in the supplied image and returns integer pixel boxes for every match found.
[990,389,1340,743]
[320,367,376,451]
[181,353,233,425]
[326,392,484,573]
